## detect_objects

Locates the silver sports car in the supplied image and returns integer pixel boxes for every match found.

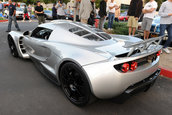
[8,20,162,106]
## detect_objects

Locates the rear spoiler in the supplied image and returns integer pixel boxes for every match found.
[124,36,163,57]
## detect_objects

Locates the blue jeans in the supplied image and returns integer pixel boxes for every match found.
[108,13,115,29]
[7,15,20,31]
[160,24,172,48]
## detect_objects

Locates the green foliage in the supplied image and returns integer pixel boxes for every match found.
[95,0,101,9]
[0,17,4,20]
[104,22,129,35]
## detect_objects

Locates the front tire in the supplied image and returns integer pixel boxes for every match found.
[8,36,19,57]
[60,62,92,106]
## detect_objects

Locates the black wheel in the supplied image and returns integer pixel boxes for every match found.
[8,36,18,57]
[60,62,92,106]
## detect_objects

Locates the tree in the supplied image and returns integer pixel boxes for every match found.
[95,0,101,9]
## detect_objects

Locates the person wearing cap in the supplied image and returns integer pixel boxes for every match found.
[35,1,45,24]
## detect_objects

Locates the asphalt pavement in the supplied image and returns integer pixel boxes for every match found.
[0,21,172,115]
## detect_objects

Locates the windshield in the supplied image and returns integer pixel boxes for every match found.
[16,7,23,11]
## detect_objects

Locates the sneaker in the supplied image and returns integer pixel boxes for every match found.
[110,28,113,30]
[168,47,172,50]
[29,20,32,22]
[163,48,171,54]
[108,28,111,31]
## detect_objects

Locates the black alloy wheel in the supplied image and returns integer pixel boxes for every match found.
[8,36,19,57]
[60,62,91,106]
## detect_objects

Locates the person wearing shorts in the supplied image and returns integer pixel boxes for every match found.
[23,5,32,22]
[142,0,158,40]
[127,0,143,36]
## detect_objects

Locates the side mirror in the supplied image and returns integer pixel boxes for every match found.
[23,31,30,36]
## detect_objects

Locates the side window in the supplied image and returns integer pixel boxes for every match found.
[31,27,53,40]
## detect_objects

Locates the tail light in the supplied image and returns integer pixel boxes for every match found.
[156,50,161,56]
[130,61,138,71]
[121,63,129,73]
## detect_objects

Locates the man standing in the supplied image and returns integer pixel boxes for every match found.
[98,0,107,30]
[35,1,45,24]
[56,0,66,19]
[115,8,120,22]
[6,0,20,32]
[127,0,143,36]
[142,0,157,40]
[107,0,120,30]
[79,0,92,24]
[52,3,57,20]
[88,0,96,26]
[159,0,172,54]
[0,0,4,15]
[75,0,81,22]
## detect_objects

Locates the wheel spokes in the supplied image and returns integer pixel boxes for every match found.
[61,65,89,103]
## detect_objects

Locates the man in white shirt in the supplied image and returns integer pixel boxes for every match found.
[79,0,92,24]
[142,0,158,40]
[108,0,120,30]
[56,0,66,19]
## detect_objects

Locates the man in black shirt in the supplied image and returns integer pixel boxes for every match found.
[35,1,45,24]
[52,3,57,20]
[98,0,107,30]
[6,0,20,32]
[127,0,143,36]
[88,0,96,26]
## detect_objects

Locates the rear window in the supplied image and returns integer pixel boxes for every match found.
[75,30,90,36]
[69,27,83,32]
[69,26,111,41]
[84,34,103,41]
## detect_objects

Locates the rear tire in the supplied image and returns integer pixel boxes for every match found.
[60,62,95,106]
[8,36,19,57]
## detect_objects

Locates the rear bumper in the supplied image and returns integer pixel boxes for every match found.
[83,56,160,99]
[124,69,160,94]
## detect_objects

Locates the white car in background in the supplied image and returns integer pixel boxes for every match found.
[19,3,26,9]
[4,7,24,19]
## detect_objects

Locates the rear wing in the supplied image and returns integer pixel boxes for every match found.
[124,36,163,57]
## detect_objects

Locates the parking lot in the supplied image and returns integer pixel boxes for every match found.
[0,21,172,115]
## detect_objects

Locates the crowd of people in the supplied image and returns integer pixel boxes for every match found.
[1,0,172,54]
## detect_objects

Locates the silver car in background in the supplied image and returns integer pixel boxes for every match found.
[5,7,24,19]
[7,20,162,106]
